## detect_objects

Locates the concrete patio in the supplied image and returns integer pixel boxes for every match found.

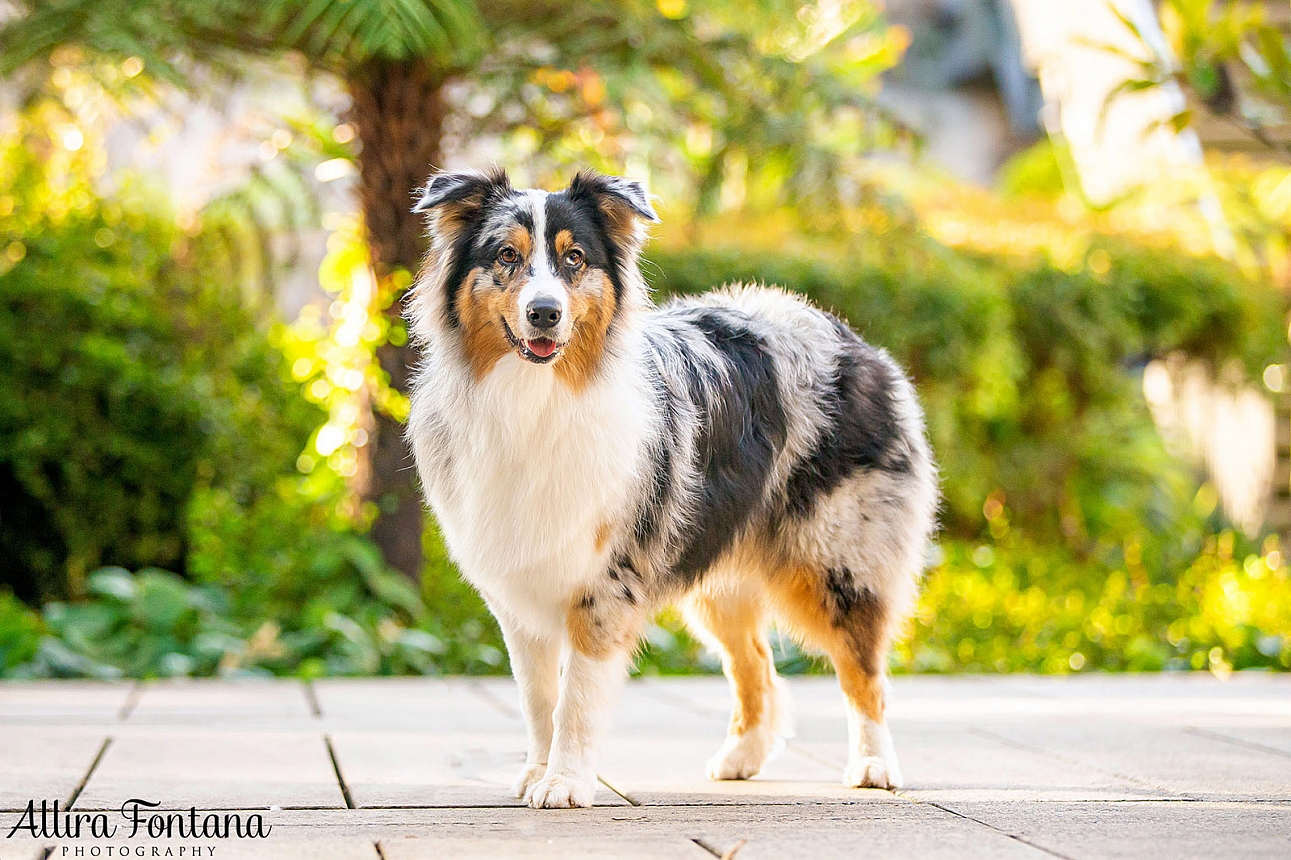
[0,673,1287,859]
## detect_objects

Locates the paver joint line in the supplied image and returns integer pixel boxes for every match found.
[1185,726,1291,760]
[116,683,143,722]
[65,737,113,810]
[690,836,723,858]
[303,681,323,719]
[324,734,357,810]
[598,775,640,807]
[465,680,520,719]
[918,796,1080,860]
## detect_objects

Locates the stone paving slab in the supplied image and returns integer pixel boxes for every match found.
[1190,725,1291,756]
[597,737,872,805]
[380,834,713,859]
[0,844,43,860]
[840,724,1169,802]
[74,729,347,810]
[46,806,1046,860]
[327,731,629,807]
[312,678,521,733]
[940,800,1291,860]
[977,719,1291,801]
[35,836,380,860]
[125,678,314,725]
[0,727,109,810]
[0,681,134,724]
[0,674,1287,859]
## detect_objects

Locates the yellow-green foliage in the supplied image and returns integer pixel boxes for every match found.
[900,528,1289,675]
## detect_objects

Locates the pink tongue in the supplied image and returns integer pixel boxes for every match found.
[527,338,557,358]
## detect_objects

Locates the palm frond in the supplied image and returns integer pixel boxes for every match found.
[0,0,483,79]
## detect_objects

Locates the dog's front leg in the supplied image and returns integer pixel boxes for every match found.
[526,585,642,809]
[497,617,560,798]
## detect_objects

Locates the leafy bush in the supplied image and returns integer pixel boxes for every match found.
[0,143,317,604]
[4,557,504,680]
[899,524,1290,674]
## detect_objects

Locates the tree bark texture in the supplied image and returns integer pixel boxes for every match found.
[347,59,447,581]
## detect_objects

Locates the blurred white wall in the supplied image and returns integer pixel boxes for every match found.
[1011,0,1281,534]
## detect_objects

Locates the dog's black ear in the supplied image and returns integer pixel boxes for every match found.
[567,171,659,263]
[413,167,513,238]
[566,170,660,224]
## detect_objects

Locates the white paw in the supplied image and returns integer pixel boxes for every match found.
[525,772,596,809]
[706,730,781,781]
[511,761,547,798]
[844,755,902,789]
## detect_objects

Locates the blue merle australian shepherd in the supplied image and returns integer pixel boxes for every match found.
[406,167,938,809]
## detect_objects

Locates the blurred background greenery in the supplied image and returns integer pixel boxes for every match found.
[0,0,1288,680]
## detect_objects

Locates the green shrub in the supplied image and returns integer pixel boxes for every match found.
[9,556,505,680]
[0,146,317,604]
[0,590,43,672]
[900,529,1290,674]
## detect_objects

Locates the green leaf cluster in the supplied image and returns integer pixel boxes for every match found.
[0,139,317,603]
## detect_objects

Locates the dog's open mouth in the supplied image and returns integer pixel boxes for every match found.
[502,319,562,364]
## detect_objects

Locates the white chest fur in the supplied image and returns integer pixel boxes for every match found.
[410,346,656,636]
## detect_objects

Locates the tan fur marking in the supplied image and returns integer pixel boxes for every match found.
[766,568,887,724]
[566,593,640,660]
[836,660,884,725]
[430,203,477,244]
[553,229,575,256]
[506,225,532,258]
[456,271,513,380]
[554,270,616,391]
[566,598,605,659]
[683,591,773,735]
[428,174,504,244]
[594,521,612,552]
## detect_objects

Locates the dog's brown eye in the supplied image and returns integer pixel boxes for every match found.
[564,249,584,269]
[498,247,519,265]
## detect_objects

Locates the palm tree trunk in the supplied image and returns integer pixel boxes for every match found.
[347,59,447,581]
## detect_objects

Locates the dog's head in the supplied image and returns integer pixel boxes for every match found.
[411,167,658,387]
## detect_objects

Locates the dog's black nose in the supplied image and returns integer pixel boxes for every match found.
[526,296,562,330]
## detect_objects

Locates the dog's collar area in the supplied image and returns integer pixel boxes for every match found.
[502,318,562,364]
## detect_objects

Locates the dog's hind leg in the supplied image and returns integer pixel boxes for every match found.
[682,582,788,781]
[769,566,902,789]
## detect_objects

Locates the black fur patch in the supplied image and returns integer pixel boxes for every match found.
[543,190,626,308]
[825,567,864,618]
[670,309,788,582]
[823,566,886,674]
[442,233,480,330]
[606,557,640,605]
[783,319,910,518]
[565,171,658,223]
